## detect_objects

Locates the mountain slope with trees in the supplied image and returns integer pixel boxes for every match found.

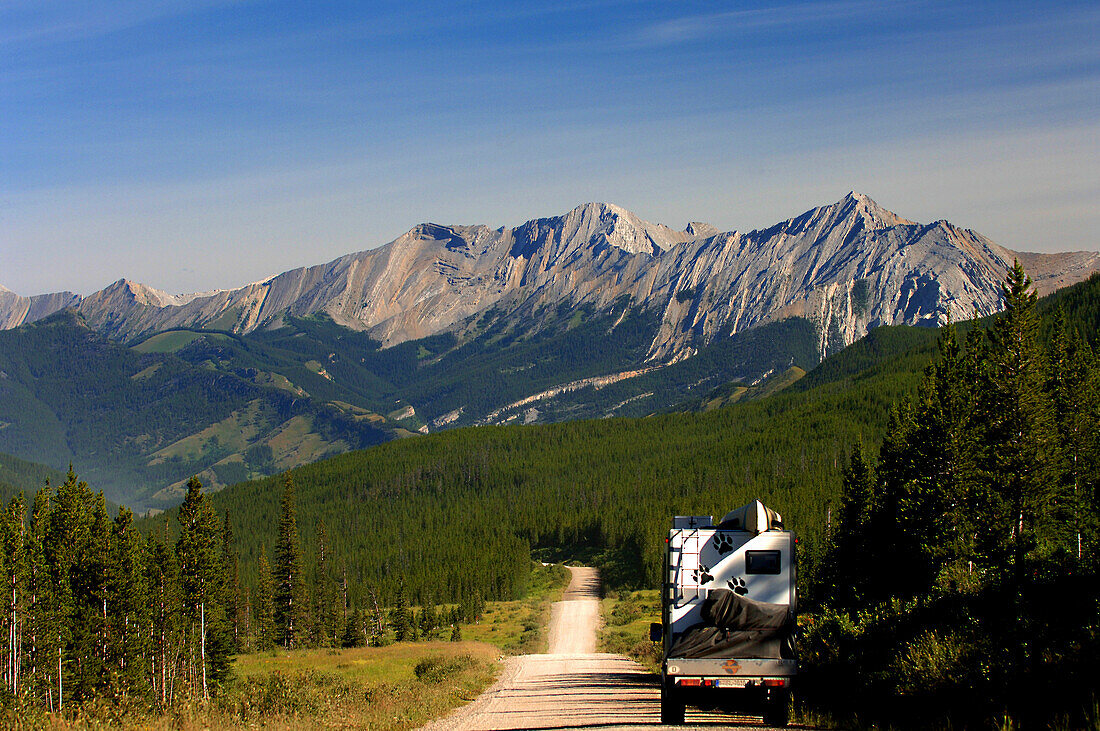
[0,313,396,509]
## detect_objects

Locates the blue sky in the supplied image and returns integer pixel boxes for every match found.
[2,0,1098,295]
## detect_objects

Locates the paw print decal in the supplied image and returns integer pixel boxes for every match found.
[713,533,735,554]
[728,577,748,596]
[692,565,714,585]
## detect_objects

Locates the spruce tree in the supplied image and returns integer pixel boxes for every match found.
[341,609,365,648]
[45,467,93,709]
[0,494,26,697]
[1047,310,1096,562]
[175,476,224,699]
[982,261,1060,587]
[273,474,307,649]
[255,548,275,652]
[145,530,180,708]
[312,521,337,647]
[25,486,53,708]
[219,511,241,652]
[107,507,151,697]
[419,593,436,639]
[391,579,411,642]
[823,440,876,607]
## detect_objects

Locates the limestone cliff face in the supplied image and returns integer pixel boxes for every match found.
[0,285,81,330]
[3,194,1098,360]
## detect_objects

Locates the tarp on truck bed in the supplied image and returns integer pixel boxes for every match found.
[669,589,794,659]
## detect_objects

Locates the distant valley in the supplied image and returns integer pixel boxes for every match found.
[1,193,1097,510]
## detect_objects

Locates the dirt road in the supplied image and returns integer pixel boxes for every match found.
[423,566,786,730]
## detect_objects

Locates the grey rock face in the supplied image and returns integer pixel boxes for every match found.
[3,194,1098,361]
[0,286,81,330]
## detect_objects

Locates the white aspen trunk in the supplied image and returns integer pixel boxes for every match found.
[200,601,207,701]
[57,642,62,712]
[12,586,17,697]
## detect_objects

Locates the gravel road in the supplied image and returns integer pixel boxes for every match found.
[422,566,789,731]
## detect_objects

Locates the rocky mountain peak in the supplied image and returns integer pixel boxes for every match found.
[836,191,914,228]
[554,201,692,256]
[686,221,720,238]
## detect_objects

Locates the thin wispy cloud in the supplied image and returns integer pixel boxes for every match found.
[0,0,243,47]
[630,1,878,48]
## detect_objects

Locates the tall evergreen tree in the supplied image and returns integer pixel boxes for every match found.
[106,507,151,698]
[273,474,307,649]
[219,511,241,652]
[391,579,411,642]
[0,494,27,697]
[25,486,54,709]
[175,477,226,699]
[982,261,1061,587]
[145,530,180,709]
[45,467,94,709]
[312,521,337,648]
[1047,309,1097,563]
[254,548,275,652]
[822,440,876,607]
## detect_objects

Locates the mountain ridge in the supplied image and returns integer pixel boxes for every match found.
[3,194,1098,361]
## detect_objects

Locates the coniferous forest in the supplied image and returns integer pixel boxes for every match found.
[809,263,1100,726]
[0,468,483,715]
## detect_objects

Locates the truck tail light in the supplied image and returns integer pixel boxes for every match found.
[677,678,701,687]
[763,678,787,687]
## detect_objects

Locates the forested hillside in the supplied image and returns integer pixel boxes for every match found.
[0,295,820,510]
[0,313,394,509]
[141,273,1100,618]
[0,452,65,504]
[140,323,941,608]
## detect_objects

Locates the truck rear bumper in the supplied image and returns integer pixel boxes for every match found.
[664,658,796,677]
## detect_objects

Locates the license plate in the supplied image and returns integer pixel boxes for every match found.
[717,678,751,688]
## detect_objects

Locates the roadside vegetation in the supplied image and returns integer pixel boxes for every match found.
[463,563,570,654]
[598,589,661,672]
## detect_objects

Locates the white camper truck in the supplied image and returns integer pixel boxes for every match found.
[651,500,797,725]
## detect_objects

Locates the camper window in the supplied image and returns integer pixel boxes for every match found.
[746,550,781,575]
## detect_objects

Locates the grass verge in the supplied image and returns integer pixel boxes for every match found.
[464,562,571,654]
[598,588,661,672]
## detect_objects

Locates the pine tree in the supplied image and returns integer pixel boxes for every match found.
[906,323,987,589]
[175,476,224,699]
[25,486,53,709]
[1047,309,1096,563]
[0,493,27,697]
[273,474,306,649]
[341,609,365,648]
[145,530,180,708]
[219,511,241,652]
[419,593,436,639]
[255,548,275,652]
[45,467,94,709]
[982,261,1061,588]
[106,507,151,698]
[312,521,337,647]
[391,579,411,642]
[822,440,876,607]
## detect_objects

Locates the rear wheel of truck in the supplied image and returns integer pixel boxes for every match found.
[762,690,790,727]
[660,682,686,725]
